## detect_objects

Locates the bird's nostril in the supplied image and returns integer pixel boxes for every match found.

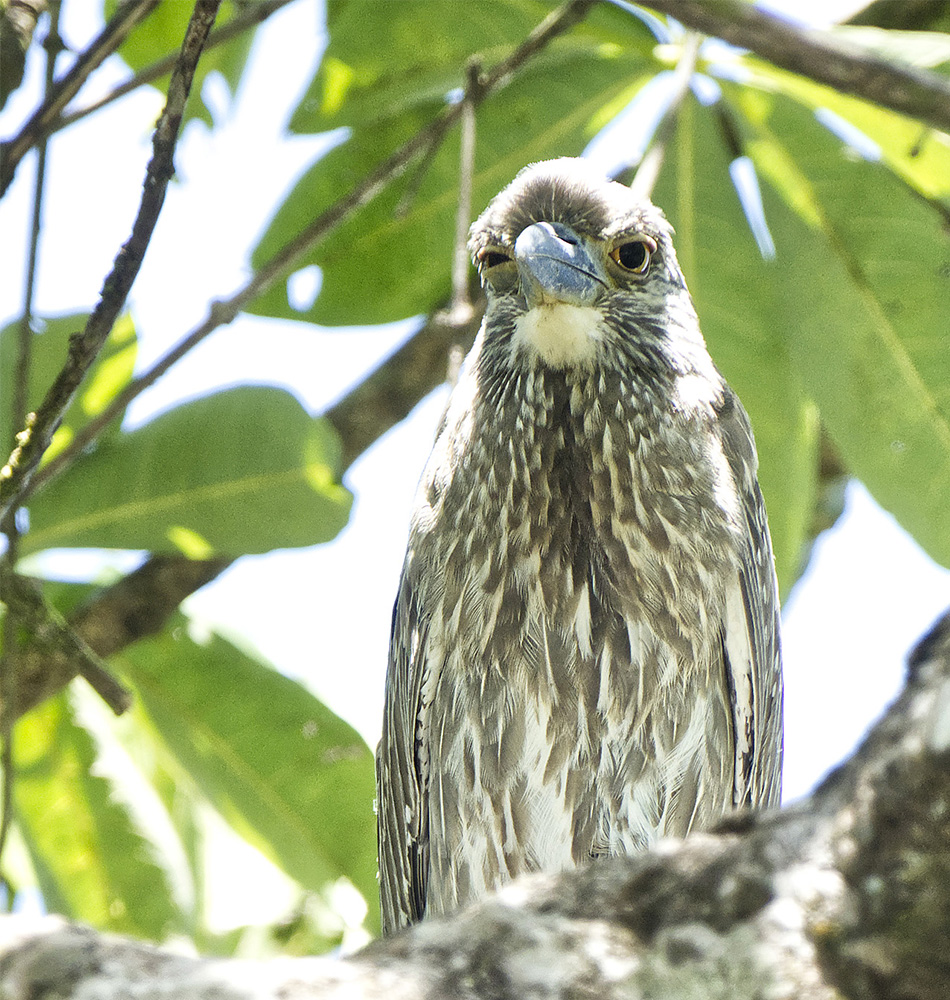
[550,222,578,245]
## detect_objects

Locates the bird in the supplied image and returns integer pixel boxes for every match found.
[376,157,783,935]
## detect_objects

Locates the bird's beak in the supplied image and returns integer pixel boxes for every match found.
[514,222,607,308]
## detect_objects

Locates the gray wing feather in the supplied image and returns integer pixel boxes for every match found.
[377,572,429,935]
[717,389,784,809]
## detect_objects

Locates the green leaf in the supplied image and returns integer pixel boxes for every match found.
[652,96,819,596]
[23,386,352,556]
[250,1,658,326]
[116,623,380,934]
[105,0,255,128]
[14,693,178,937]
[291,0,563,133]
[0,313,137,464]
[737,88,950,569]
[730,56,950,201]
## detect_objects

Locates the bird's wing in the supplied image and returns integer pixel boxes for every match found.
[716,388,784,809]
[376,571,430,935]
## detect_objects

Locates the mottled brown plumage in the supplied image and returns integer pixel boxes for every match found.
[377,158,783,935]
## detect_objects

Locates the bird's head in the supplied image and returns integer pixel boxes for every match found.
[468,158,700,371]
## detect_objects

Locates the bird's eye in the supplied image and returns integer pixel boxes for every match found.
[478,249,512,269]
[609,237,656,274]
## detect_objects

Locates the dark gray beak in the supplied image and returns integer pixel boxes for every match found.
[514,222,606,308]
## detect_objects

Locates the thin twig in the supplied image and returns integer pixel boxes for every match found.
[0,0,64,889]
[0,0,222,522]
[7,555,231,723]
[630,32,702,202]
[447,59,480,325]
[637,0,950,135]
[9,8,63,452]
[0,0,162,196]
[21,0,598,504]
[0,571,133,716]
[52,0,294,135]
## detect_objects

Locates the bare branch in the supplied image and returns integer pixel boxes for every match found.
[327,293,485,473]
[20,0,597,504]
[0,0,162,195]
[638,0,950,135]
[3,554,231,722]
[0,570,132,716]
[446,60,480,326]
[0,0,221,523]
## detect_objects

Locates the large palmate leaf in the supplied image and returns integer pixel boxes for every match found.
[731,87,950,569]
[653,95,819,596]
[249,1,658,326]
[116,621,380,933]
[14,693,178,938]
[24,386,351,555]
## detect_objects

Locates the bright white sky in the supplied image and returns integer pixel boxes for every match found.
[1,0,948,924]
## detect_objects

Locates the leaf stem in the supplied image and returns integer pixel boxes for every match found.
[630,32,702,203]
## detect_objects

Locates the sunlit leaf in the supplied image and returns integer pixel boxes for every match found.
[24,386,352,556]
[116,622,380,935]
[14,693,178,937]
[653,96,819,595]
[727,57,950,200]
[735,88,950,568]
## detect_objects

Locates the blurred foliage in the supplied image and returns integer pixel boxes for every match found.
[0,0,948,959]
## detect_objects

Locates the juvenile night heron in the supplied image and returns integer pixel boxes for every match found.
[376,158,783,935]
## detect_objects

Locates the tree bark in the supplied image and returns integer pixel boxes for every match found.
[2,609,948,999]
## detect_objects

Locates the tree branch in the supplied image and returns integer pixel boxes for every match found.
[0,0,162,195]
[3,555,231,721]
[327,294,485,473]
[0,0,220,523]
[0,570,132,715]
[2,608,948,997]
[638,0,950,135]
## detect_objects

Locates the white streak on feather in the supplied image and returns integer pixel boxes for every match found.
[724,580,755,806]
[574,582,593,658]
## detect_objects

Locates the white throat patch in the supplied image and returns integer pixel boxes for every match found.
[513,304,604,367]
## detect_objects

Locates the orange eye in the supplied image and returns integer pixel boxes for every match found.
[609,237,656,274]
